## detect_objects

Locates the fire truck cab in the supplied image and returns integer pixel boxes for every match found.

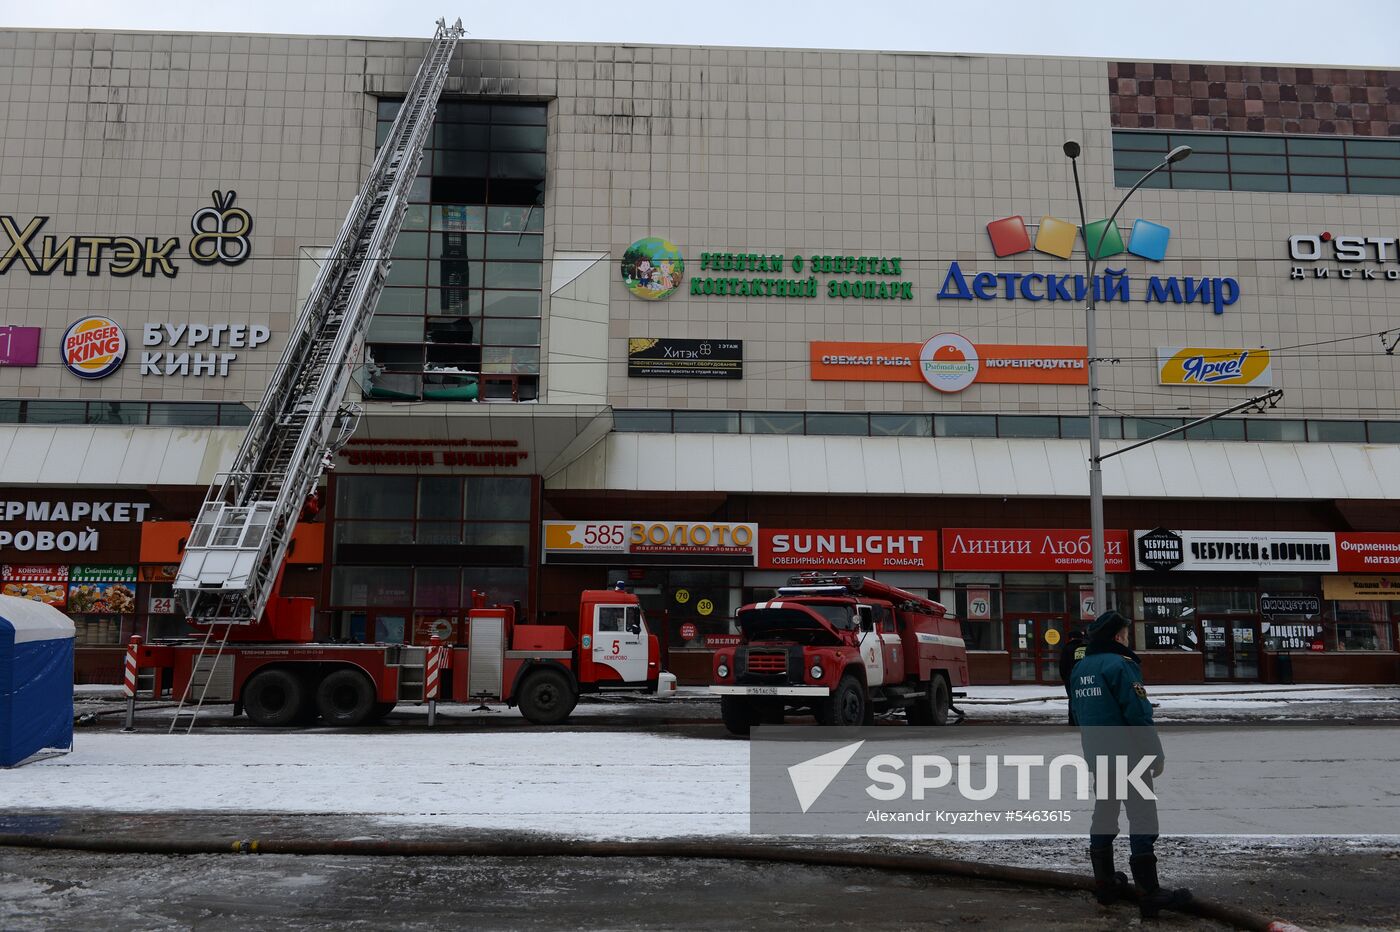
[709,573,968,735]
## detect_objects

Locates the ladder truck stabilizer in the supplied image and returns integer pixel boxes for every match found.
[160,20,464,730]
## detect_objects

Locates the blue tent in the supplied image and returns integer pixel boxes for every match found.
[0,594,75,767]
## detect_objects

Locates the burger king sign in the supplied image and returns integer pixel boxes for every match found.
[61,316,127,379]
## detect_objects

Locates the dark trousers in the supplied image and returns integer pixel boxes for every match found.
[1088,765,1157,857]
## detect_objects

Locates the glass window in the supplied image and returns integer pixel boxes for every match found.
[401,204,429,231]
[415,567,460,607]
[1113,132,1169,151]
[482,318,540,346]
[1230,154,1287,173]
[418,477,463,520]
[1196,589,1255,613]
[377,288,426,315]
[392,231,429,258]
[385,259,427,287]
[334,521,415,546]
[486,205,542,233]
[805,413,868,436]
[870,414,932,437]
[1174,152,1228,172]
[461,567,528,606]
[1307,420,1367,442]
[415,522,462,545]
[483,290,540,317]
[0,400,20,423]
[1287,137,1344,156]
[1004,589,1066,613]
[376,99,401,121]
[1349,177,1400,195]
[149,404,220,426]
[1171,171,1230,190]
[483,262,541,289]
[1114,150,1169,171]
[673,410,740,433]
[1117,170,1170,189]
[426,315,479,345]
[1327,602,1393,651]
[1231,173,1289,192]
[960,620,1003,651]
[1059,416,1124,439]
[367,315,425,343]
[490,151,547,179]
[742,411,804,434]
[219,405,254,426]
[613,409,672,432]
[490,124,547,151]
[1122,417,1184,440]
[1171,133,1227,153]
[434,204,486,231]
[1184,418,1245,440]
[1246,419,1305,442]
[998,415,1059,438]
[330,566,412,606]
[486,233,543,260]
[88,402,146,425]
[1229,136,1286,154]
[935,415,996,437]
[1348,158,1400,178]
[463,522,531,549]
[1346,139,1400,158]
[336,476,417,519]
[1366,422,1400,443]
[466,477,531,520]
[439,102,491,122]
[491,104,548,125]
[1291,175,1348,194]
[1289,155,1345,175]
[25,401,88,424]
[434,149,489,177]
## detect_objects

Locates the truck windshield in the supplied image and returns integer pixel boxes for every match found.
[805,604,856,630]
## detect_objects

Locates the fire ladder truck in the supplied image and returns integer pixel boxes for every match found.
[147,19,464,730]
[121,20,677,730]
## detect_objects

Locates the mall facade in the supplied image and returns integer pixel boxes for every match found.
[1,27,1397,685]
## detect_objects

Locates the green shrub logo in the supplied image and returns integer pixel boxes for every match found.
[621,237,684,300]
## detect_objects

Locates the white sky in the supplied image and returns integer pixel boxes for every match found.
[3,0,1399,67]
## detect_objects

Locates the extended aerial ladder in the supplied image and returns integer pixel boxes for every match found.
[167,19,465,726]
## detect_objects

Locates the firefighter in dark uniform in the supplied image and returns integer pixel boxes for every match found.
[1070,610,1191,918]
[1058,627,1087,725]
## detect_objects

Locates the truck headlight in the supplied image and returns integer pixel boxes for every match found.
[810,664,824,680]
[717,663,729,679]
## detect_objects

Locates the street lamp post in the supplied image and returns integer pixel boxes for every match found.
[1062,140,1191,617]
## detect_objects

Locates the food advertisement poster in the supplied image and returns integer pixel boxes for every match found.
[1,564,70,607]
[67,565,138,614]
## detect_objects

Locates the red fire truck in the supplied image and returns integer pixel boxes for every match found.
[709,573,968,735]
[119,23,680,731]
[128,586,672,726]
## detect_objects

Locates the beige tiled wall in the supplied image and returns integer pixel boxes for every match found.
[2,29,1396,423]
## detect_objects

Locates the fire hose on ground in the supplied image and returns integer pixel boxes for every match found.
[0,832,1303,931]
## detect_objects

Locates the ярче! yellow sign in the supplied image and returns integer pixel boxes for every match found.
[1157,346,1272,386]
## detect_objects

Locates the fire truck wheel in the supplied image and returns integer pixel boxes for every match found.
[816,675,866,726]
[908,676,951,726]
[518,668,578,725]
[720,696,759,736]
[315,668,377,726]
[242,668,306,727]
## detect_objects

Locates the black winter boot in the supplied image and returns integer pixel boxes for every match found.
[1129,854,1193,918]
[1088,846,1130,904]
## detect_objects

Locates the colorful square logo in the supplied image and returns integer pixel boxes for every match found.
[985,216,1031,257]
[1082,219,1124,259]
[1034,216,1078,259]
[1128,219,1171,262]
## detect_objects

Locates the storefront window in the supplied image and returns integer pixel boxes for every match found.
[1133,589,1197,652]
[1196,588,1255,614]
[1325,602,1394,652]
[609,568,737,649]
[1003,588,1067,613]
[949,584,1004,651]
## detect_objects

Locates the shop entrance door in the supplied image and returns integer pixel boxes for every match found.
[1008,614,1070,683]
[1201,618,1260,681]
